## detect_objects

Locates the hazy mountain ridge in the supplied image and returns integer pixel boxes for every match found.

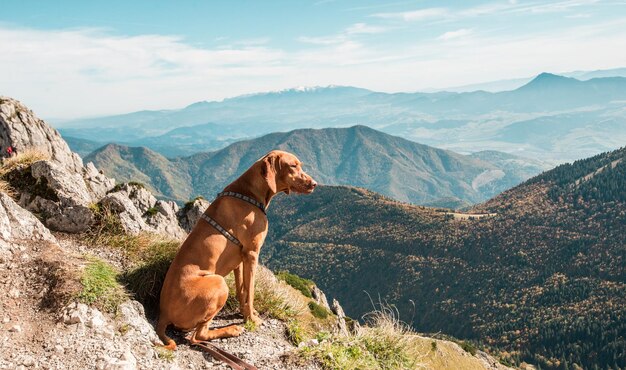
[85,126,546,205]
[59,72,626,162]
[262,146,626,369]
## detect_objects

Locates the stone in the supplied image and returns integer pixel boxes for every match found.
[311,286,331,310]
[331,299,349,336]
[0,97,83,173]
[177,197,210,233]
[116,301,160,344]
[9,324,22,333]
[62,302,89,325]
[0,192,56,243]
[83,162,115,200]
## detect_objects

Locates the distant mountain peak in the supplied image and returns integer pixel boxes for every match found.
[518,72,580,90]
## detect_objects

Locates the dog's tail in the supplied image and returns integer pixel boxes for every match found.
[157,315,177,351]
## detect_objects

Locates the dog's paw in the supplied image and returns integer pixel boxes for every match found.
[227,325,245,337]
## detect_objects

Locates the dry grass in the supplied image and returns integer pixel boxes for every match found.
[0,179,16,197]
[0,148,49,175]
[0,148,50,198]
[299,303,425,370]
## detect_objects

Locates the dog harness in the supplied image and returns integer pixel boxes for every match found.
[200,191,267,248]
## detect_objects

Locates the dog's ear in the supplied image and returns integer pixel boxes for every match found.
[262,154,278,193]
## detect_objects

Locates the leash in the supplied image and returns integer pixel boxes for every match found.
[191,341,259,370]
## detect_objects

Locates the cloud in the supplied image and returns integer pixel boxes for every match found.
[438,28,473,40]
[345,23,388,35]
[1,14,626,119]
[372,8,449,21]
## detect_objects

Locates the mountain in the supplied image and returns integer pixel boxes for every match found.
[262,147,626,369]
[85,126,547,205]
[1,96,511,370]
[58,73,626,162]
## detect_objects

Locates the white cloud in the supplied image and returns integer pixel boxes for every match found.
[372,8,449,21]
[438,28,473,40]
[1,16,626,119]
[345,23,388,35]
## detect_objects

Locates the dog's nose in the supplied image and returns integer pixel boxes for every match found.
[310,180,317,188]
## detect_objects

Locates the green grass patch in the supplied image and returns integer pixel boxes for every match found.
[461,341,477,356]
[144,206,159,217]
[287,320,305,346]
[308,301,330,319]
[243,319,258,332]
[77,258,127,313]
[155,347,175,362]
[276,271,314,298]
[183,196,205,210]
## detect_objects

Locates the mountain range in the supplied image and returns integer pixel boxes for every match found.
[59,72,626,162]
[84,125,547,206]
[262,146,626,369]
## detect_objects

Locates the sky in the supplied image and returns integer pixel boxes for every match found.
[1,0,625,118]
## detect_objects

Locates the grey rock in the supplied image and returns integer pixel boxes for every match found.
[83,162,115,200]
[146,200,186,240]
[116,301,159,344]
[331,299,349,336]
[311,286,330,311]
[0,192,56,243]
[103,184,185,239]
[177,197,210,233]
[100,192,149,234]
[0,97,83,173]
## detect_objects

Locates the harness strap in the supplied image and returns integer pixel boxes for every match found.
[200,213,243,248]
[191,341,259,370]
[217,191,266,215]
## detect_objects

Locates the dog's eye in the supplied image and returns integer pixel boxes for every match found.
[290,164,298,168]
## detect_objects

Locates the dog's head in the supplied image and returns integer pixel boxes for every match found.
[260,150,317,194]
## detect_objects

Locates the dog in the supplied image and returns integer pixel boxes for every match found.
[157,150,317,349]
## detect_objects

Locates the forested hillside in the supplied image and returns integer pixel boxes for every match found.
[263,147,626,369]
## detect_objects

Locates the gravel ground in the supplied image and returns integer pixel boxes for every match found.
[0,235,319,370]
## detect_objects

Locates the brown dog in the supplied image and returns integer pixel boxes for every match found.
[157,150,317,349]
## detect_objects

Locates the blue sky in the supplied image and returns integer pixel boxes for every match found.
[1,0,625,118]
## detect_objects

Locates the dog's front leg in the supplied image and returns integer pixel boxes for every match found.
[241,250,263,326]
[234,264,259,317]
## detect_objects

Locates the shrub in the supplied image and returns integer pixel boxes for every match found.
[276,271,314,298]
[308,301,330,319]
[144,207,159,217]
[461,341,477,356]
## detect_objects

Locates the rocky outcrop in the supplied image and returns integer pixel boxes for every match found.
[177,197,210,232]
[0,192,56,245]
[0,97,83,173]
[311,286,331,311]
[102,183,186,239]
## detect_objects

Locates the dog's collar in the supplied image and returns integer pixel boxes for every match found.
[216,191,267,215]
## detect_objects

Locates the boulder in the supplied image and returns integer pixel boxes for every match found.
[16,160,95,233]
[177,197,210,232]
[0,97,83,172]
[83,162,115,200]
[0,192,56,243]
[102,183,186,239]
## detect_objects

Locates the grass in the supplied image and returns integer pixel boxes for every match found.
[308,301,330,319]
[0,148,50,199]
[0,148,49,175]
[276,271,314,298]
[299,304,422,370]
[183,196,205,210]
[144,206,159,217]
[86,202,181,315]
[243,319,258,332]
[155,347,175,362]
[77,257,128,313]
